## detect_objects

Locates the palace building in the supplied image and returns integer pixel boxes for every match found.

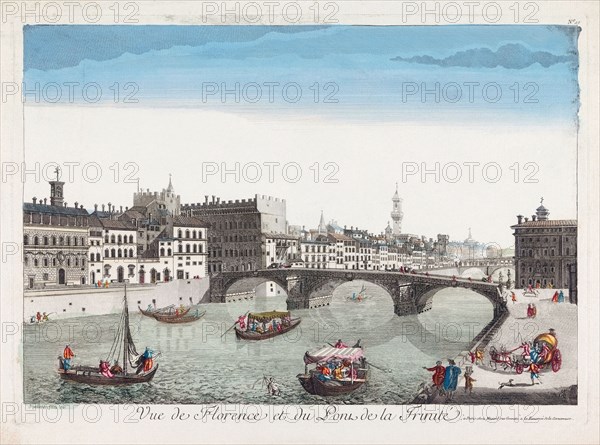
[511,199,577,290]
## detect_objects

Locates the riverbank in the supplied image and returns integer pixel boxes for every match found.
[417,288,577,404]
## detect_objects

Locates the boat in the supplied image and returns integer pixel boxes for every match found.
[297,345,369,396]
[58,285,158,385]
[347,284,367,302]
[153,309,206,324]
[235,311,301,340]
[139,304,190,318]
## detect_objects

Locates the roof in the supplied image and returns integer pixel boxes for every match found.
[88,214,104,228]
[511,220,577,228]
[304,346,364,364]
[100,219,137,231]
[119,209,146,221]
[172,215,209,228]
[263,232,299,240]
[23,202,89,216]
[327,233,354,242]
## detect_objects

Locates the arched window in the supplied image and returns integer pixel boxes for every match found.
[111,248,116,258]
[104,249,109,257]
[118,249,122,258]
[178,229,183,238]
[192,230,197,239]
[66,258,71,267]
[123,249,128,258]
[90,253,95,261]
[105,235,109,243]
[34,236,39,245]
[186,244,190,253]
[43,236,49,246]
[74,237,78,246]
[160,248,165,256]
[59,237,64,246]
[193,244,197,253]
[117,235,122,244]
[111,235,116,243]
[198,230,202,239]
[185,230,190,239]
[34,258,39,267]
[81,237,85,246]
[178,245,183,253]
[75,258,79,266]
[199,244,203,253]
[129,248,134,257]
[167,248,172,256]
[52,258,57,266]
[23,235,29,245]
[66,237,71,246]
[129,235,134,243]
[43,258,48,267]
[95,253,100,262]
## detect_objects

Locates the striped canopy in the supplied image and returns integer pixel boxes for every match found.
[304,346,364,364]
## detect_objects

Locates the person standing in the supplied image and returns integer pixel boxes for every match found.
[63,344,75,371]
[475,349,484,366]
[552,291,559,303]
[142,347,154,372]
[464,369,476,394]
[511,292,517,304]
[526,304,533,318]
[423,361,446,391]
[443,359,462,402]
[558,290,565,303]
[531,304,537,318]
[528,362,542,385]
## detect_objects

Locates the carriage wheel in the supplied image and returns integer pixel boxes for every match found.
[552,349,562,372]
[515,363,524,374]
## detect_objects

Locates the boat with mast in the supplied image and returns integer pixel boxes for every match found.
[58,285,158,385]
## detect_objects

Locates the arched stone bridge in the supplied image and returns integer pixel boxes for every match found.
[209,268,507,318]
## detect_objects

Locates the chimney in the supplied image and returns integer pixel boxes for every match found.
[74,201,78,208]
[532,215,537,221]
[80,205,83,209]
[108,203,112,214]
[102,204,105,212]
[126,206,129,211]
[517,215,523,224]
[212,195,215,204]
[524,217,529,222]
[94,204,98,212]
[217,198,220,204]
[205,195,209,204]
[32,197,37,204]
[43,198,47,205]
[120,205,123,213]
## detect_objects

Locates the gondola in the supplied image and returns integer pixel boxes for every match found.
[58,285,158,386]
[297,345,369,396]
[234,311,301,340]
[153,309,206,324]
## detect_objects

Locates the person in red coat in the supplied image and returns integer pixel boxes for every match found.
[423,360,446,389]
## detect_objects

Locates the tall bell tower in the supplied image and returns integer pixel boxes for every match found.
[49,166,64,207]
[391,183,403,236]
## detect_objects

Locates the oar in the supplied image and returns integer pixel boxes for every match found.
[221,311,250,338]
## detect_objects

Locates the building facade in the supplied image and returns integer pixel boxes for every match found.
[511,200,577,289]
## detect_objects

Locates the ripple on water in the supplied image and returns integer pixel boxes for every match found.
[24,283,493,404]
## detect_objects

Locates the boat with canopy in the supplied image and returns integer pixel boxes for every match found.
[235,310,301,340]
[297,345,369,396]
[58,285,158,385]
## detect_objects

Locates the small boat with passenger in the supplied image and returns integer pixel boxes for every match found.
[297,344,369,396]
[153,307,206,324]
[234,311,301,340]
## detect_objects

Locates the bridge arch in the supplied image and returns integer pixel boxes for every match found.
[306,277,399,309]
[459,268,487,279]
[218,276,289,302]
[414,284,499,314]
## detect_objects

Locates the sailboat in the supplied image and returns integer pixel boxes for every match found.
[57,285,158,385]
[347,284,368,302]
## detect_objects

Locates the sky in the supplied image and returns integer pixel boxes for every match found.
[22,25,580,248]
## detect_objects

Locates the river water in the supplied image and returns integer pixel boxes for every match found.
[23,281,493,404]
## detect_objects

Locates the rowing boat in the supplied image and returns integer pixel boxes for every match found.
[234,311,301,340]
[153,310,206,324]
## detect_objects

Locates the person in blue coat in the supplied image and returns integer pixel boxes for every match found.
[558,290,565,303]
[443,359,462,402]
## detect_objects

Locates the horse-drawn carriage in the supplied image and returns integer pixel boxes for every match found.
[488,329,562,374]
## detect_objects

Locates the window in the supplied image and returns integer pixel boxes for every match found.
[111,235,116,243]
[43,258,48,267]
[118,249,122,258]
[129,235,134,243]
[178,229,183,238]
[104,249,109,257]
[111,248,116,258]
[44,236,49,246]
[178,245,183,253]
[123,250,128,258]
[129,249,134,257]
[193,244,197,253]
[167,248,172,256]
[186,244,190,253]
[117,235,122,244]
[185,230,190,239]
[160,248,165,256]
[34,236,39,245]
[23,235,29,245]
[192,230,197,238]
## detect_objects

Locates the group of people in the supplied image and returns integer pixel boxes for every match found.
[316,359,358,382]
[551,290,566,303]
[423,359,464,401]
[95,280,110,288]
[468,348,485,365]
[30,311,50,323]
[59,344,155,376]
[245,316,290,334]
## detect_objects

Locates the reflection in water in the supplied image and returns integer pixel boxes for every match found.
[24,281,492,404]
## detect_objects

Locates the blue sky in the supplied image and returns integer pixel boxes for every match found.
[23,25,580,122]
